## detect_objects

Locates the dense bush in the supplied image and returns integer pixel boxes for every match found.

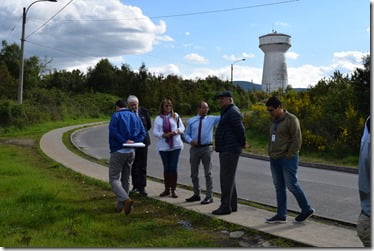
[0,90,119,132]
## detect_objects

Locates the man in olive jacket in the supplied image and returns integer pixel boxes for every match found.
[212,91,246,215]
[265,96,314,224]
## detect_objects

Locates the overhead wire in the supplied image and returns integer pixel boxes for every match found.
[36,0,300,22]
[22,0,300,60]
[25,0,75,39]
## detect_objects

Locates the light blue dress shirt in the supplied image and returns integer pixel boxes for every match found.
[184,115,220,145]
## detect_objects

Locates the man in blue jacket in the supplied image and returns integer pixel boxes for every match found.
[109,99,146,215]
[212,91,246,215]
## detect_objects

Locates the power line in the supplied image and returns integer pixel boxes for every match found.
[26,39,88,58]
[3,16,22,40]
[26,0,75,39]
[43,0,300,22]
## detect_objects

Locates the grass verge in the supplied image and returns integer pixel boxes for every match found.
[0,121,306,248]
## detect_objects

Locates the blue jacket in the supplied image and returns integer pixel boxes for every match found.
[109,108,146,153]
[214,104,246,153]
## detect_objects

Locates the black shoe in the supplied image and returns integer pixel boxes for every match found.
[138,188,148,196]
[212,208,231,215]
[185,194,201,202]
[231,207,237,212]
[130,187,139,194]
[294,208,315,222]
[266,215,287,224]
[201,197,213,204]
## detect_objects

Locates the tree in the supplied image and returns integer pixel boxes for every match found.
[0,62,17,99]
[0,40,20,79]
[86,59,118,93]
[351,55,370,118]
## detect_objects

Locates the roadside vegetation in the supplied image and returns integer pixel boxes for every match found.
[0,40,369,167]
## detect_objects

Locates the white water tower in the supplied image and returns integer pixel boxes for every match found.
[259,32,291,92]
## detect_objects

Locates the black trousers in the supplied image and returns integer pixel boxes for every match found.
[218,151,240,211]
[131,146,148,189]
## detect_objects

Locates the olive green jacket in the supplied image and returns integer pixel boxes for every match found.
[268,110,302,159]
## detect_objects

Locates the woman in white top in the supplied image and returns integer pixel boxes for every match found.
[153,99,185,198]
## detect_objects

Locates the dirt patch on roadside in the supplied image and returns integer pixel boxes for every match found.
[0,138,36,147]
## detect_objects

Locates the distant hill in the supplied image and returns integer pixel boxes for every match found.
[233,81,307,92]
[233,81,262,91]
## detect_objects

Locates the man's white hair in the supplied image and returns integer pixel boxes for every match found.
[127,95,139,104]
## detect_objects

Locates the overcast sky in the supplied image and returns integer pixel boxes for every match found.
[1,0,370,88]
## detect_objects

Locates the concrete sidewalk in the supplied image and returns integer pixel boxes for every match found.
[39,124,363,248]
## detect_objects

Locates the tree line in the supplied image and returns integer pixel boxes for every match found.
[0,40,370,158]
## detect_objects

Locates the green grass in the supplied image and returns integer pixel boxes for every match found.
[0,121,305,248]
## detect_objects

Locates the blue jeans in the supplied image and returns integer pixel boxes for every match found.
[270,154,312,218]
[159,149,181,174]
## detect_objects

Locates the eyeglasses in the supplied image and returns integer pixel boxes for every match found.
[267,108,275,113]
[164,104,172,107]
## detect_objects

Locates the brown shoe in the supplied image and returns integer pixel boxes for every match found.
[171,190,178,198]
[123,198,133,215]
[160,188,170,197]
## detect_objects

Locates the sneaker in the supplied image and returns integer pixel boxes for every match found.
[130,187,139,194]
[294,209,315,222]
[266,215,287,224]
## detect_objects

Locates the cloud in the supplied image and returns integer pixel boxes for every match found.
[185,32,191,36]
[0,0,171,70]
[222,52,255,61]
[288,64,330,88]
[184,65,262,83]
[184,53,208,64]
[148,64,180,76]
[331,51,368,71]
[286,51,299,60]
[274,21,289,27]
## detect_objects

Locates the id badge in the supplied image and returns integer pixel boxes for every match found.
[271,134,276,142]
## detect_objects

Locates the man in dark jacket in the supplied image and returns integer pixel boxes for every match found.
[127,95,152,196]
[212,91,246,215]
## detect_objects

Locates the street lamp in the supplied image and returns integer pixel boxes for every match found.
[230,58,246,84]
[17,0,57,104]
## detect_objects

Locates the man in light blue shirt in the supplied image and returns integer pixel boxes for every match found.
[184,101,220,204]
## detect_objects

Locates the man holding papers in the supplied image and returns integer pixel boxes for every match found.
[108,99,146,215]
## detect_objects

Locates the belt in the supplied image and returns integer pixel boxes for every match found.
[194,144,212,148]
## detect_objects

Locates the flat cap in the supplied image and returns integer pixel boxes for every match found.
[216,91,232,98]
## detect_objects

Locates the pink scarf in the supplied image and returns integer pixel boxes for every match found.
[161,114,174,148]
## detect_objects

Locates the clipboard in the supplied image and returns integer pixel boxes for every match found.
[122,142,146,148]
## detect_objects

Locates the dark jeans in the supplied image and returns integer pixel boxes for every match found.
[131,146,148,189]
[270,154,312,217]
[218,151,240,211]
[159,149,181,174]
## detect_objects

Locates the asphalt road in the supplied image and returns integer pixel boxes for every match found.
[72,123,360,224]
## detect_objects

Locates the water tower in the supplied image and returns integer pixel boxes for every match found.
[259,32,291,92]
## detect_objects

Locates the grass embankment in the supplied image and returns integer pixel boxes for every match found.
[0,119,305,248]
